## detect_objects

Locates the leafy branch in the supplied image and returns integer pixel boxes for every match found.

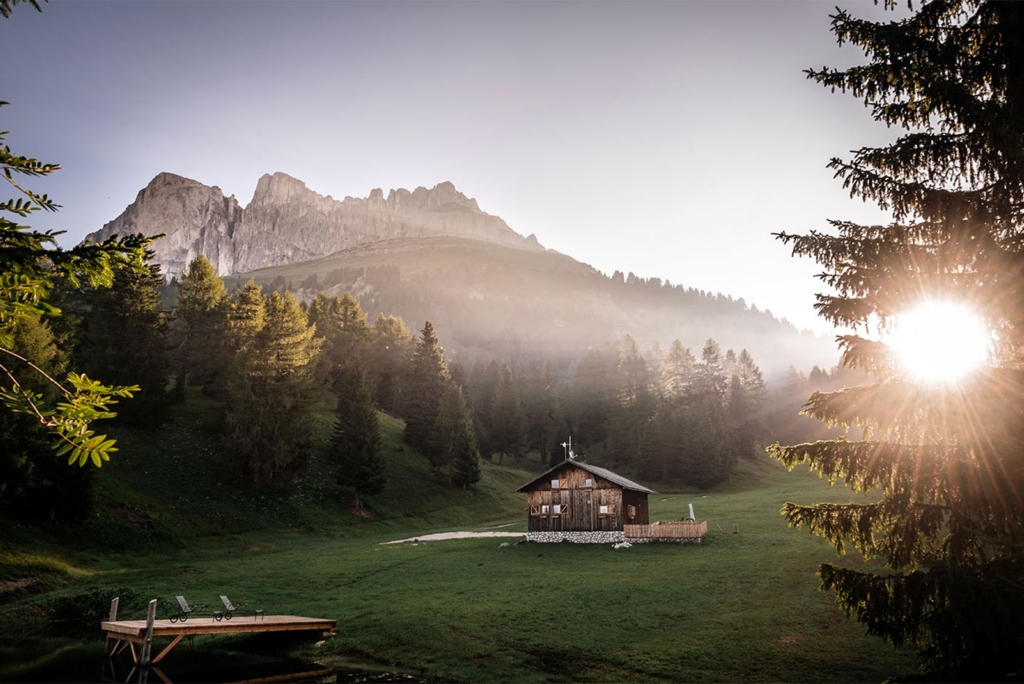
[1,96,159,466]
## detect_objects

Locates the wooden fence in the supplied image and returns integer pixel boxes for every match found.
[624,520,707,540]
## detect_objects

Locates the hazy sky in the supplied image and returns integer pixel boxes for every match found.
[1,0,908,333]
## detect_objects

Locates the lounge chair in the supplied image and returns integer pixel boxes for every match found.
[217,595,264,621]
[170,595,210,623]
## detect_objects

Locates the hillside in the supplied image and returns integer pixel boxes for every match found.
[225,237,837,372]
[0,391,533,583]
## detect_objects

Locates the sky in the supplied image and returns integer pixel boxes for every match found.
[0,0,910,333]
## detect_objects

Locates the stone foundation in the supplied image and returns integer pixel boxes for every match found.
[526,531,624,544]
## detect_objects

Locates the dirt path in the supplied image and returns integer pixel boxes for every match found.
[380,531,526,545]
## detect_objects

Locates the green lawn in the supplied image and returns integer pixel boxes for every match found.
[0,396,920,682]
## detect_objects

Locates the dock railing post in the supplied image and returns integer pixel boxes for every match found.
[104,597,119,655]
[139,599,157,667]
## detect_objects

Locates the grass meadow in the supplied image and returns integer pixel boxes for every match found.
[0,395,920,682]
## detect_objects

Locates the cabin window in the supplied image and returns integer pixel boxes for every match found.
[584,478,593,489]
[627,505,637,518]
[599,505,609,515]
[551,479,560,489]
[552,504,562,515]
[530,504,540,515]
[541,504,550,515]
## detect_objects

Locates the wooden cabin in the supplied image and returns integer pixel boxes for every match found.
[516,460,657,534]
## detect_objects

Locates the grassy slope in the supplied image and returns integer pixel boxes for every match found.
[0,394,531,602]
[0,398,919,682]
[88,394,529,539]
[223,237,598,288]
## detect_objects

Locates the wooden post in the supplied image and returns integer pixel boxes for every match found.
[104,597,119,656]
[139,599,157,667]
[733,524,738,534]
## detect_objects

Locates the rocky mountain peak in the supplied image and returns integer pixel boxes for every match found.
[250,172,312,206]
[147,171,195,188]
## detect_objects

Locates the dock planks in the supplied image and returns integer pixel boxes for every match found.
[102,614,337,665]
[103,615,336,641]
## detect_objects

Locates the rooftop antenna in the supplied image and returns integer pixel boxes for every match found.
[560,436,575,461]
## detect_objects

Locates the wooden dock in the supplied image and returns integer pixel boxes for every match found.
[102,598,336,667]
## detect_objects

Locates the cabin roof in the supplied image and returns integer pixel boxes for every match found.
[516,460,658,495]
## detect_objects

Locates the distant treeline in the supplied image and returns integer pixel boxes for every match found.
[3,252,828,522]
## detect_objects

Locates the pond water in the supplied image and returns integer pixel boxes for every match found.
[0,638,426,683]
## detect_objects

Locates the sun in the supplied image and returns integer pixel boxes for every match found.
[887,302,991,383]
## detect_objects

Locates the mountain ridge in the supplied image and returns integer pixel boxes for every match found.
[85,172,543,277]
[224,235,837,373]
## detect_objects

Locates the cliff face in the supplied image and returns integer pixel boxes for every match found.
[87,172,243,277]
[85,172,542,277]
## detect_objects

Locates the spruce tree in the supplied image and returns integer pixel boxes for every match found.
[466,360,500,457]
[488,365,526,465]
[224,288,321,484]
[430,384,480,488]
[404,321,449,451]
[452,431,482,491]
[650,402,681,481]
[677,401,732,489]
[305,292,337,336]
[320,292,369,381]
[368,313,415,415]
[83,255,171,426]
[772,2,1024,677]
[611,335,655,468]
[694,338,725,398]
[569,347,616,446]
[524,362,557,460]
[661,339,695,404]
[655,337,734,487]
[174,255,226,392]
[727,349,767,460]
[331,368,386,512]
[224,279,264,352]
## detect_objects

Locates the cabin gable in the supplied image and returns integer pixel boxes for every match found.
[529,463,617,493]
[522,463,649,532]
